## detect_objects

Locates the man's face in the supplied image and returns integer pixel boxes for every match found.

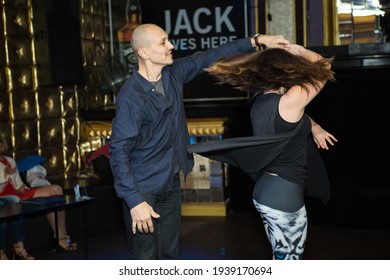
[144,26,174,67]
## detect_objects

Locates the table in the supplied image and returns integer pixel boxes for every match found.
[0,195,95,259]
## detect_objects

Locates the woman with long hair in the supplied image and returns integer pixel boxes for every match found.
[189,44,337,259]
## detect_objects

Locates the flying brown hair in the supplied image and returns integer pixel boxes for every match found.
[205,48,335,94]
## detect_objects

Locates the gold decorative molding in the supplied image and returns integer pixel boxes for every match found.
[80,118,229,139]
[80,120,112,140]
[187,118,228,136]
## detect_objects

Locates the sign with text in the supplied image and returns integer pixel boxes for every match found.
[142,0,249,58]
[141,0,250,101]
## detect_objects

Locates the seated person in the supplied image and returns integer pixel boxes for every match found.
[0,195,34,260]
[0,137,77,251]
[25,164,51,188]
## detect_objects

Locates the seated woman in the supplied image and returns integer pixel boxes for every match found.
[0,137,77,251]
[0,195,34,260]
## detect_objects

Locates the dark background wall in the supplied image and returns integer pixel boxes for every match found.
[223,57,390,230]
[305,66,390,229]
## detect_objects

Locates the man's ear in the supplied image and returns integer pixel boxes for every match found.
[137,48,148,59]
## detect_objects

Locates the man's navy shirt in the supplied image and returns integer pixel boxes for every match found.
[109,37,254,209]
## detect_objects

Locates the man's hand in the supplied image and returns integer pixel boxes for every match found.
[261,34,290,49]
[130,201,160,234]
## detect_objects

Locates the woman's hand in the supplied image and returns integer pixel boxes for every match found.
[286,44,303,56]
[311,124,338,150]
[4,165,17,175]
[15,184,27,194]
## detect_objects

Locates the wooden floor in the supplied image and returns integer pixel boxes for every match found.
[27,210,390,260]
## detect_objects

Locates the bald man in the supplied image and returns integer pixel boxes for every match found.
[109,23,290,260]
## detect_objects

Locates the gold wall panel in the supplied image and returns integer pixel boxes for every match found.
[79,13,86,40]
[0,122,11,142]
[39,118,63,147]
[83,66,95,86]
[94,41,107,66]
[9,89,36,120]
[95,67,106,87]
[1,0,108,179]
[0,38,6,65]
[80,0,94,14]
[80,40,88,66]
[37,146,79,179]
[11,119,38,150]
[90,68,108,107]
[93,0,105,16]
[84,40,96,66]
[40,146,65,178]
[5,66,33,90]
[61,87,78,118]
[14,149,40,164]
[0,12,3,40]
[77,87,88,110]
[83,67,105,109]
[0,70,7,91]
[63,117,79,146]
[1,6,30,36]
[36,87,61,119]
[0,91,10,122]
[3,37,33,65]
[2,0,29,6]
[63,145,79,178]
[83,13,94,40]
[93,15,104,41]
[103,11,109,31]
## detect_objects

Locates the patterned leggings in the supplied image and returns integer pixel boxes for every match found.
[253,172,307,260]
